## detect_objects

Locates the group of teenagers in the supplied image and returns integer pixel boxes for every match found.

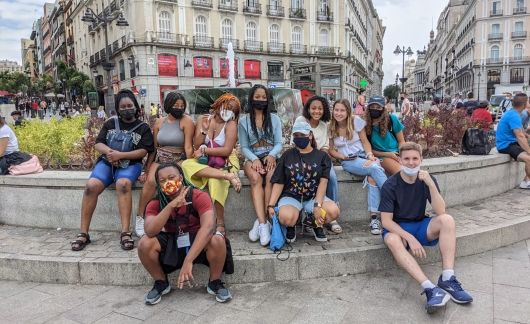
[67,85,472,312]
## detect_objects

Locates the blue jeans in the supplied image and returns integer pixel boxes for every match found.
[326,166,339,203]
[341,158,387,213]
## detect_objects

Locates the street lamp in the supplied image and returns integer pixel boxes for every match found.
[394,45,414,93]
[395,73,399,109]
[81,5,129,113]
[477,71,482,100]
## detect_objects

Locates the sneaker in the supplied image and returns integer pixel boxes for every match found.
[286,226,296,243]
[207,279,232,303]
[422,287,450,314]
[144,280,171,305]
[370,218,382,235]
[302,212,315,229]
[313,226,328,242]
[258,222,271,246]
[248,219,260,242]
[437,275,473,304]
[135,216,145,237]
[520,180,530,189]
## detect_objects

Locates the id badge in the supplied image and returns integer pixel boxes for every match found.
[176,232,191,248]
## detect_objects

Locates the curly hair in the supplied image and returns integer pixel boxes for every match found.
[303,96,331,123]
[211,92,241,120]
[329,99,354,141]
[364,105,391,137]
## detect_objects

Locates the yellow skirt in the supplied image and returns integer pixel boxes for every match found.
[181,152,240,206]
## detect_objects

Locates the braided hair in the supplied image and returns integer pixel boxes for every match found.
[247,84,273,140]
[154,163,186,210]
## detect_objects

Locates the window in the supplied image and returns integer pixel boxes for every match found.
[268,62,283,81]
[492,23,500,34]
[291,0,302,9]
[246,0,258,6]
[319,0,328,13]
[490,45,500,60]
[516,0,524,9]
[119,59,125,81]
[514,44,523,60]
[515,21,523,32]
[129,56,136,78]
[510,68,525,83]
[292,26,302,45]
[269,24,280,43]
[319,29,328,46]
[246,21,257,41]
[158,11,171,39]
[195,15,207,38]
[492,1,500,13]
[269,0,279,9]
[221,18,233,39]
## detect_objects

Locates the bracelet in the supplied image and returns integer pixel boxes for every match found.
[267,205,275,209]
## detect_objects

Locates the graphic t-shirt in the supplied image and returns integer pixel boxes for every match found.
[96,118,154,164]
[496,109,522,150]
[369,114,404,153]
[145,189,212,234]
[271,147,331,202]
[379,172,440,223]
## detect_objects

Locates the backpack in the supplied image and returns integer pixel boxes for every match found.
[462,128,495,155]
[500,99,511,113]
[104,118,144,167]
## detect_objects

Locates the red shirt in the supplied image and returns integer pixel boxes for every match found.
[471,108,493,129]
[145,189,212,234]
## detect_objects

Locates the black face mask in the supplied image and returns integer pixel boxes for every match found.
[369,109,383,119]
[120,109,136,121]
[400,97,404,101]
[252,100,268,110]
[170,109,184,119]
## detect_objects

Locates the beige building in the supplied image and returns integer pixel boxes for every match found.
[403,58,416,96]
[69,0,383,107]
[0,60,23,73]
[21,39,38,80]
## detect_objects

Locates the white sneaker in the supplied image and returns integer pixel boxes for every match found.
[370,218,382,235]
[259,222,271,246]
[135,216,145,237]
[520,180,530,189]
[248,219,260,242]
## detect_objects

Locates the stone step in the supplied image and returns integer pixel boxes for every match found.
[0,189,529,286]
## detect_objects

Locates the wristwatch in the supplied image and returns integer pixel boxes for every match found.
[313,202,322,208]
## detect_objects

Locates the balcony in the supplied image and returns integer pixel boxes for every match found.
[267,5,284,17]
[289,8,306,19]
[191,0,212,9]
[316,10,333,22]
[511,76,525,84]
[486,57,502,64]
[510,56,530,63]
[156,32,187,45]
[513,6,526,14]
[268,73,284,81]
[112,40,120,53]
[312,46,340,56]
[290,44,307,54]
[488,33,503,40]
[512,31,527,39]
[490,9,503,16]
[218,0,238,11]
[193,36,214,48]
[243,2,262,15]
[219,38,239,50]
[66,35,74,45]
[88,24,96,35]
[244,40,263,52]
[267,42,285,53]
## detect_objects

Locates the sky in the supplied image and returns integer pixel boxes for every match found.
[1,0,448,88]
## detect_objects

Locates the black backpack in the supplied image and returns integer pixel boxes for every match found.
[462,128,495,155]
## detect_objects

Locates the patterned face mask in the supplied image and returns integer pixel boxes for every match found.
[161,179,182,196]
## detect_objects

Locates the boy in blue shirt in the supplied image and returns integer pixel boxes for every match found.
[496,93,530,188]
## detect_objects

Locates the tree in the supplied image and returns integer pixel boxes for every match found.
[383,84,400,101]
[0,71,30,94]
[56,61,95,102]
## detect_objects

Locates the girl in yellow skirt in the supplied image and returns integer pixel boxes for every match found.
[181,93,242,235]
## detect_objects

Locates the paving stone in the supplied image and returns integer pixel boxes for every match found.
[143,308,197,323]
[493,241,530,263]
[443,290,493,324]
[494,284,530,324]
[493,258,530,289]
[92,312,143,324]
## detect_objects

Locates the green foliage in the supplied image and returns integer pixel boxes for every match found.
[56,61,94,98]
[383,84,400,100]
[0,71,30,94]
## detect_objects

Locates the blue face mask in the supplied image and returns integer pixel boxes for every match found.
[293,137,310,149]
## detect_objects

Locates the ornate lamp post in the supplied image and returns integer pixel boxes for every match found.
[81,5,129,113]
[477,71,482,100]
[394,45,414,93]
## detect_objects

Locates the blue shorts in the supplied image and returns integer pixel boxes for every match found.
[277,196,332,213]
[382,217,439,247]
[89,159,142,188]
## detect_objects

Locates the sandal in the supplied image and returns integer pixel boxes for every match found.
[226,172,241,193]
[120,232,134,251]
[326,220,343,234]
[216,223,226,237]
[71,233,91,251]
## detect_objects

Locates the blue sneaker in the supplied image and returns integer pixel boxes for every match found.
[437,275,473,304]
[422,287,450,314]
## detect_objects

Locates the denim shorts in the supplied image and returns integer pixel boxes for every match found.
[89,159,142,188]
[277,196,332,213]
[382,217,439,247]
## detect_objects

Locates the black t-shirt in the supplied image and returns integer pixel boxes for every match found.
[95,117,154,164]
[271,147,331,202]
[379,172,440,223]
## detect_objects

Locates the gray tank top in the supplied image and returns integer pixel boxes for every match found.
[157,118,185,147]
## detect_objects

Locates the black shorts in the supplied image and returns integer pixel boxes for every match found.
[498,142,525,160]
[156,232,209,274]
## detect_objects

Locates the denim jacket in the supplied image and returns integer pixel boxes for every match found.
[238,114,283,161]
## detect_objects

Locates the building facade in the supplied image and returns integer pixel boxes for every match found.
[42,3,56,75]
[21,39,38,80]
[0,60,23,73]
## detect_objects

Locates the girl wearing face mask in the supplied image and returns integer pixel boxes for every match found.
[238,85,283,246]
[181,93,241,236]
[292,96,342,235]
[329,99,388,235]
[365,96,406,175]
[267,120,340,243]
[71,90,154,251]
[134,92,195,237]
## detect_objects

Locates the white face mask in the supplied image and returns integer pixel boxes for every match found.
[220,108,234,122]
[401,165,420,177]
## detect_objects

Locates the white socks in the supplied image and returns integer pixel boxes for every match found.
[442,269,455,281]
[421,280,436,289]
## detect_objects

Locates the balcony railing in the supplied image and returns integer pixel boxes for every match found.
[490,9,503,16]
[218,0,238,11]
[244,40,263,52]
[66,36,74,45]
[290,44,307,54]
[289,8,306,19]
[511,77,525,84]
[267,5,284,16]
[512,31,527,39]
[193,36,214,48]
[486,57,502,64]
[513,6,526,14]
[219,38,239,50]
[488,33,503,40]
[243,2,262,15]
[156,32,187,45]
[316,11,333,22]
[112,40,119,53]
[267,42,285,53]
[510,56,530,62]
[312,46,340,56]
[268,73,284,81]
[191,0,212,8]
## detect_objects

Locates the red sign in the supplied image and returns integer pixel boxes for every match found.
[158,54,178,77]
[244,60,261,79]
[159,85,178,103]
[220,58,238,79]
[193,56,213,78]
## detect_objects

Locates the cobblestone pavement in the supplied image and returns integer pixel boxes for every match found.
[0,189,529,262]
[0,240,528,324]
